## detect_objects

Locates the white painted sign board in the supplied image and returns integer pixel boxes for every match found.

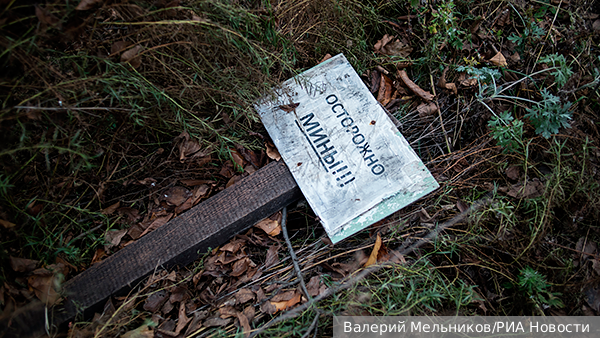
[255,54,438,243]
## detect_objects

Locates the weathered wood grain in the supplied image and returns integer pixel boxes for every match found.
[2,161,301,337]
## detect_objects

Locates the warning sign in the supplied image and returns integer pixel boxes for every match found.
[255,54,438,243]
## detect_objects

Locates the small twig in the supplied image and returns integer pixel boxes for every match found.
[280,206,312,301]
[249,196,492,337]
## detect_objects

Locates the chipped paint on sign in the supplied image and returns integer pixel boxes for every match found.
[255,54,438,243]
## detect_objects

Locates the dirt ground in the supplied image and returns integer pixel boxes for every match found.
[1,0,600,337]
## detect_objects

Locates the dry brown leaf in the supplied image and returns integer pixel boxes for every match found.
[243,305,255,322]
[121,45,143,69]
[376,74,393,106]
[104,229,127,251]
[28,273,60,306]
[319,53,333,64]
[102,201,121,215]
[220,239,245,254]
[230,149,245,168]
[0,219,16,229]
[231,257,252,277]
[162,186,191,207]
[9,256,38,272]
[237,312,251,337]
[365,233,383,267]
[226,175,242,188]
[35,6,60,26]
[254,217,281,236]
[594,19,600,31]
[506,179,544,199]
[489,52,508,67]
[265,142,281,161]
[505,166,520,180]
[174,302,191,334]
[398,70,435,101]
[76,0,103,10]
[219,306,239,319]
[265,244,280,269]
[139,214,173,238]
[144,290,168,312]
[260,300,277,314]
[374,34,413,57]
[204,317,232,328]
[111,41,130,55]
[122,325,153,338]
[416,102,438,117]
[283,292,302,309]
[307,276,320,297]
[235,288,255,304]
[175,131,208,162]
[91,248,106,264]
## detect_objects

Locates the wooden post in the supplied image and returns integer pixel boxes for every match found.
[1,161,302,338]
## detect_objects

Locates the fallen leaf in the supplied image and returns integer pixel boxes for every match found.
[102,201,121,215]
[231,257,254,277]
[122,324,153,338]
[594,19,600,31]
[0,219,16,229]
[162,186,191,207]
[260,301,277,314]
[416,102,438,117]
[437,67,457,95]
[9,256,38,272]
[175,131,208,162]
[376,74,394,106]
[307,276,320,297]
[28,272,60,306]
[374,34,413,57]
[144,290,168,312]
[319,53,332,64]
[226,175,242,188]
[35,6,60,26]
[506,179,544,199]
[365,233,383,267]
[505,166,520,180]
[219,306,239,319]
[169,285,189,303]
[104,229,127,251]
[235,288,255,304]
[174,302,191,334]
[243,305,255,322]
[254,217,281,236]
[120,45,143,69]
[489,52,507,67]
[271,292,301,312]
[398,70,434,101]
[117,207,141,223]
[76,0,103,10]
[265,142,281,161]
[91,248,106,264]
[111,40,130,55]
[139,214,173,238]
[203,317,232,327]
[278,102,300,112]
[237,312,251,336]
[230,149,245,168]
[265,244,280,269]
[220,239,245,253]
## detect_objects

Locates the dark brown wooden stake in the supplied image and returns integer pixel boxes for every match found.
[2,161,301,338]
